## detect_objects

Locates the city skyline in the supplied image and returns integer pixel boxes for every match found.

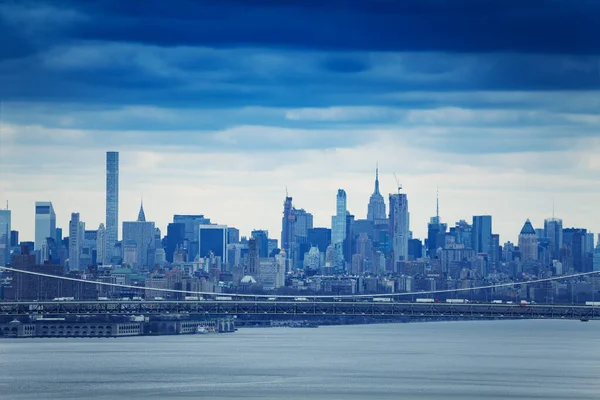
[0,152,596,245]
[1,1,599,244]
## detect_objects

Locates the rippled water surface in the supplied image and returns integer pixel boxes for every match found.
[1,320,599,399]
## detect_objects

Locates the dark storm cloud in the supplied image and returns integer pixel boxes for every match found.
[17,0,599,54]
[1,0,599,107]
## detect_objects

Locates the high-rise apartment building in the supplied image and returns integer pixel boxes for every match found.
[281,196,294,256]
[389,192,409,263]
[106,151,119,259]
[0,209,11,266]
[331,189,347,271]
[472,215,492,254]
[35,201,56,251]
[367,167,386,222]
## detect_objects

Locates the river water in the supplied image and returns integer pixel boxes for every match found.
[0,320,599,399]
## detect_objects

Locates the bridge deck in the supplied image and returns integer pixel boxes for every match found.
[1,301,598,320]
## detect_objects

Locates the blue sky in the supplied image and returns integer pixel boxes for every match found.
[1,0,599,243]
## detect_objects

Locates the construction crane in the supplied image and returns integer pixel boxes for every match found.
[393,173,402,194]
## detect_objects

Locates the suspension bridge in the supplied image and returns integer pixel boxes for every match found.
[1,266,599,321]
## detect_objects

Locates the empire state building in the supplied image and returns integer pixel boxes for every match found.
[367,166,386,222]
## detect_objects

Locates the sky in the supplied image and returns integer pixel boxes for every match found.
[1,0,600,245]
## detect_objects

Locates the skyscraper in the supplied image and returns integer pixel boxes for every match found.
[280,195,313,268]
[518,219,538,262]
[331,189,347,271]
[593,234,600,272]
[106,151,119,259]
[389,192,409,263]
[165,222,185,262]
[68,212,83,271]
[281,196,294,256]
[97,223,107,265]
[472,215,492,254]
[367,166,386,222]
[251,230,269,258]
[35,201,56,251]
[426,190,447,257]
[199,224,228,263]
[122,203,156,269]
[544,218,563,259]
[247,238,260,276]
[173,214,211,260]
[0,209,11,266]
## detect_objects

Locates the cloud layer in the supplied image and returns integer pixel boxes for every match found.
[1,0,599,243]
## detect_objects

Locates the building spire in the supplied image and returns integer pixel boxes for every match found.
[137,199,146,222]
[374,163,380,195]
[436,186,439,219]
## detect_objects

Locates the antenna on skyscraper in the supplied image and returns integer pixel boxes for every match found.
[285,186,288,198]
[552,196,555,219]
[436,186,439,219]
[393,173,402,194]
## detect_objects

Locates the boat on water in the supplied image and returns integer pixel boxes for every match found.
[196,326,210,334]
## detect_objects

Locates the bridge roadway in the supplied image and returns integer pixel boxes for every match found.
[1,300,599,320]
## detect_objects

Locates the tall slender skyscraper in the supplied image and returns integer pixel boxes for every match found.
[331,189,347,271]
[97,223,107,265]
[281,196,294,256]
[389,192,409,263]
[35,201,56,251]
[69,212,84,271]
[367,166,386,222]
[106,151,119,260]
[0,209,11,266]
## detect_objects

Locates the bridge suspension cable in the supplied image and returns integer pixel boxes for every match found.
[1,266,599,300]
